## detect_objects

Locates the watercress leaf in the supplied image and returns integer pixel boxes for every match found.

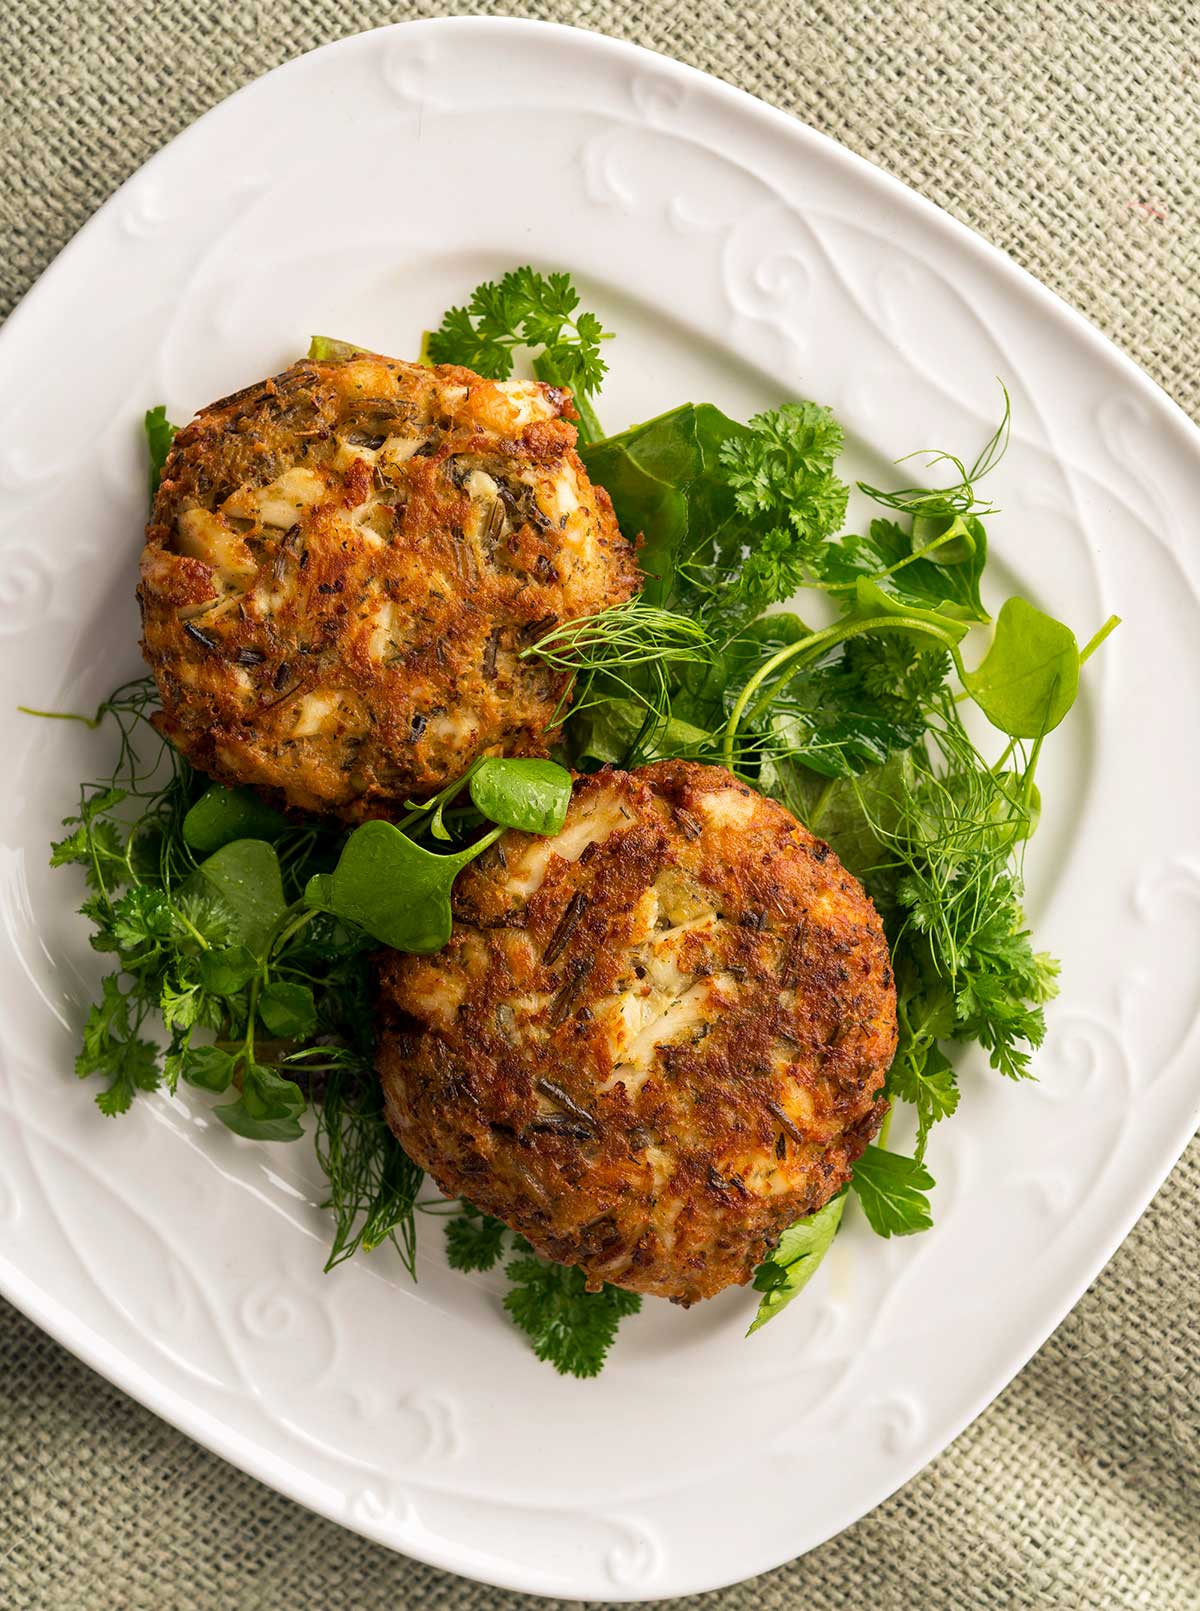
[183,785,288,855]
[258,980,318,1039]
[144,406,179,502]
[850,1146,934,1237]
[215,1060,306,1141]
[307,820,492,953]
[214,1098,305,1142]
[198,943,258,995]
[246,1059,308,1115]
[468,758,572,836]
[747,1190,846,1335]
[189,839,286,954]
[181,1044,236,1092]
[962,597,1080,738]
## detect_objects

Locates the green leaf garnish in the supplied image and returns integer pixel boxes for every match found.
[961,596,1080,738]
[748,1191,846,1335]
[467,757,572,836]
[258,980,318,1039]
[444,1203,509,1272]
[198,944,258,996]
[425,267,613,442]
[305,820,499,953]
[189,839,286,954]
[180,1044,236,1092]
[580,403,749,616]
[45,283,1126,1373]
[183,785,288,855]
[75,973,160,1116]
[849,1146,935,1237]
[144,406,179,503]
[503,1245,642,1378]
[215,1060,306,1142]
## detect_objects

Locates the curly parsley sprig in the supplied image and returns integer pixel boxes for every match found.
[425,267,613,442]
[443,1203,642,1377]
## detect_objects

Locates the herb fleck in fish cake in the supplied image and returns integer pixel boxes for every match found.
[376,761,897,1304]
[139,355,638,818]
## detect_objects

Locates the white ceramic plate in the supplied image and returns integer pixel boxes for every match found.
[1,17,1198,1601]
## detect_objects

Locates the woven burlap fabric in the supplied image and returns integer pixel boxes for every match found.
[1,3,1197,1607]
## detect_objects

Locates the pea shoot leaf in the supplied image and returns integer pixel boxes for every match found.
[306,820,494,953]
[180,1044,236,1093]
[468,758,572,837]
[198,944,258,996]
[962,597,1080,738]
[822,516,990,624]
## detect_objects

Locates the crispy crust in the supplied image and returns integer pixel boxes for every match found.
[377,761,896,1304]
[139,355,639,818]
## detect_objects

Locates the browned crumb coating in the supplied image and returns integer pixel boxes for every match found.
[139,355,638,818]
[377,761,896,1304]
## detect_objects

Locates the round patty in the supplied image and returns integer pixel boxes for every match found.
[139,354,638,818]
[377,761,896,1304]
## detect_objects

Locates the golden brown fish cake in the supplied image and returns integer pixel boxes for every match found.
[377,761,896,1304]
[139,355,638,818]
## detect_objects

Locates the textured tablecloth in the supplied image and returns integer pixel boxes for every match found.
[2,3,1197,1607]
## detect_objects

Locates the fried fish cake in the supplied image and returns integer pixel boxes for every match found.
[377,761,896,1304]
[139,355,638,818]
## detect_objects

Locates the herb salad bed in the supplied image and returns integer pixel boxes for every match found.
[39,269,1116,1375]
